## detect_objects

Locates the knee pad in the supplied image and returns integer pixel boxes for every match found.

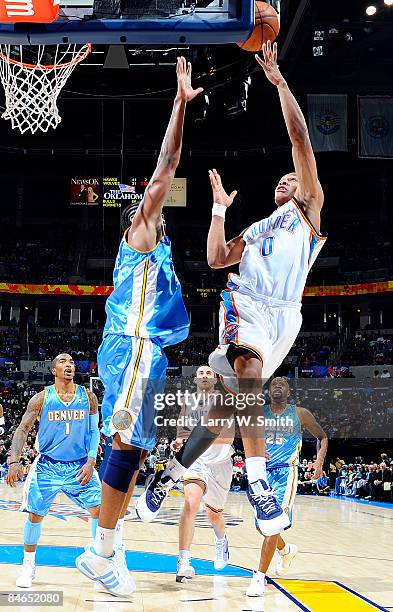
[102,448,141,493]
[24,519,43,546]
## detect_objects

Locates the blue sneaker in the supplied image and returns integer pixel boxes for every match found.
[136,471,176,522]
[247,479,290,536]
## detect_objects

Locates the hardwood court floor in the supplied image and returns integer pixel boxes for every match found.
[0,482,392,611]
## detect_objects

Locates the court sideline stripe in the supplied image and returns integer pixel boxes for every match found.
[334,581,388,612]
[267,577,311,611]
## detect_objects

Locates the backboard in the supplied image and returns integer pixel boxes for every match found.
[0,0,255,45]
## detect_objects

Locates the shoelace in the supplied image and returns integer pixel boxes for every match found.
[250,491,278,516]
[150,479,169,506]
[216,539,227,561]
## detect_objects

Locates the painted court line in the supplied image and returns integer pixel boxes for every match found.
[272,579,388,612]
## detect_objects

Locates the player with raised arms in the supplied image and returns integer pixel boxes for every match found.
[247,377,328,597]
[75,57,206,597]
[137,41,326,539]
[6,354,101,589]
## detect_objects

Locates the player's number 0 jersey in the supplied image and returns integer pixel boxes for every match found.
[229,197,327,303]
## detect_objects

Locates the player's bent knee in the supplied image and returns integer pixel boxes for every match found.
[24,518,43,545]
[28,512,44,523]
[102,448,141,493]
[88,505,100,519]
[234,356,262,380]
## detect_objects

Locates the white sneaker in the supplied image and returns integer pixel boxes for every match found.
[76,546,135,597]
[275,544,298,576]
[214,534,229,570]
[94,545,135,594]
[176,557,196,583]
[16,562,36,588]
[246,571,265,597]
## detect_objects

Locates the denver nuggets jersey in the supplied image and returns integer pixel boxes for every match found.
[230,197,326,303]
[103,234,189,347]
[264,403,302,469]
[36,385,91,461]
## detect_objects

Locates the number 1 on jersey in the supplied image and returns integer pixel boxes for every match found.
[65,422,70,435]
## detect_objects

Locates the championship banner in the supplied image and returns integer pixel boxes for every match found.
[359,96,393,158]
[307,94,348,152]
[0,281,392,298]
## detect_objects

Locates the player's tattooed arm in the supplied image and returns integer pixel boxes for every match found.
[255,41,324,231]
[207,168,244,269]
[86,390,99,415]
[6,391,44,487]
[298,407,328,479]
[129,57,203,251]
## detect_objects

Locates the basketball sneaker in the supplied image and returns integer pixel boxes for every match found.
[275,543,298,576]
[76,546,135,597]
[247,479,290,536]
[16,560,35,588]
[214,534,229,570]
[176,557,195,583]
[246,571,265,597]
[94,544,133,593]
[136,472,177,522]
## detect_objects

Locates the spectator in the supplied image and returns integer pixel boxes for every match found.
[316,471,330,495]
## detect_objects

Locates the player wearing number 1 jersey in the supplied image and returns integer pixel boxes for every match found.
[6,353,101,589]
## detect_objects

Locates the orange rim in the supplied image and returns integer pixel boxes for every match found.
[0,43,92,70]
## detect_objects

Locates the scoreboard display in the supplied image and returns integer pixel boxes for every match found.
[102,177,148,208]
[71,177,186,208]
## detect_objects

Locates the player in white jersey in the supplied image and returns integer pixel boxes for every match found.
[137,43,320,538]
[247,377,328,598]
[206,41,326,527]
[175,365,235,582]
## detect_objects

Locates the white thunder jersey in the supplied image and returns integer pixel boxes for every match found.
[229,197,326,302]
[183,393,234,464]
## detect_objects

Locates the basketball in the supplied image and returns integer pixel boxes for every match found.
[237,2,280,53]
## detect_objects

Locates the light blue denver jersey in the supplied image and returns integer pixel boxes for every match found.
[103,234,189,348]
[36,385,91,461]
[264,403,302,469]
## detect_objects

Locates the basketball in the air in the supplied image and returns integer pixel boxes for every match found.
[237,2,280,53]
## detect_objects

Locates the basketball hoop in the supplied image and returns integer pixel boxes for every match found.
[0,44,91,134]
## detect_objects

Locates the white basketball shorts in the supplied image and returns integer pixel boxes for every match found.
[209,289,302,393]
[183,456,233,512]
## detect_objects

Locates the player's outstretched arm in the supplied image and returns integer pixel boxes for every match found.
[298,407,328,479]
[6,391,45,487]
[207,169,245,269]
[129,57,203,251]
[256,42,324,232]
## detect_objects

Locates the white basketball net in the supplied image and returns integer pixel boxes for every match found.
[0,44,91,134]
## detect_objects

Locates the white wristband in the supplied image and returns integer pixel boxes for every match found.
[212,203,227,219]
